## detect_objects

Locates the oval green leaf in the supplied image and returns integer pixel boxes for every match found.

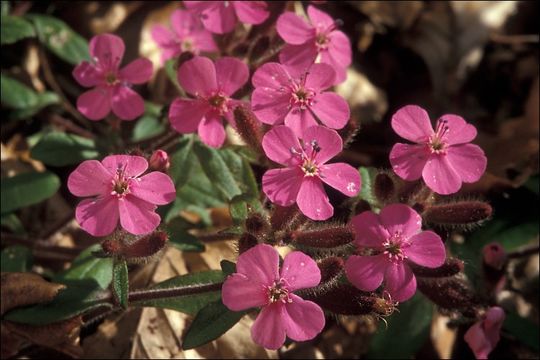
[1,15,35,44]
[31,132,100,166]
[1,171,60,215]
[112,259,129,309]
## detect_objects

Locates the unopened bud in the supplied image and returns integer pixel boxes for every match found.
[410,258,464,278]
[122,231,168,260]
[291,226,355,248]
[423,201,492,226]
[233,106,264,156]
[270,205,306,231]
[149,149,170,172]
[101,238,123,255]
[374,173,395,203]
[417,277,481,317]
[318,257,345,285]
[245,213,270,235]
[337,117,359,148]
[482,242,507,270]
[238,233,259,254]
[354,199,372,214]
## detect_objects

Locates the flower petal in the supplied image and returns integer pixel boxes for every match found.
[422,155,462,195]
[307,5,334,29]
[279,43,318,71]
[304,63,335,91]
[232,1,269,25]
[384,262,416,302]
[68,160,112,197]
[326,31,352,68]
[379,203,422,239]
[77,87,111,121]
[296,177,333,220]
[262,125,302,166]
[345,254,386,291]
[169,98,207,133]
[251,87,290,125]
[251,303,287,350]
[464,322,491,359]
[236,243,279,286]
[446,144,487,183]
[277,12,315,45]
[262,168,303,207]
[102,155,148,177]
[198,112,226,148]
[310,92,349,129]
[199,2,237,34]
[119,58,153,84]
[73,61,103,87]
[319,162,361,196]
[351,211,389,248]
[391,105,434,143]
[389,143,430,181]
[171,9,199,38]
[280,252,321,291]
[89,34,125,72]
[130,172,176,205]
[302,125,343,164]
[222,273,268,311]
[190,30,218,52]
[151,25,176,47]
[118,195,160,235]
[285,108,318,137]
[405,231,446,268]
[439,114,477,145]
[252,62,292,88]
[111,86,145,120]
[177,56,217,97]
[283,294,325,341]
[75,197,119,237]
[214,57,249,96]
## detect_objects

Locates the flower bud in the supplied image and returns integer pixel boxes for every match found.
[270,205,306,231]
[233,106,264,156]
[417,277,481,317]
[122,231,168,260]
[318,256,344,285]
[238,233,259,254]
[149,149,170,172]
[337,117,359,149]
[290,226,355,248]
[423,201,492,226]
[245,213,270,235]
[374,173,395,203]
[482,242,507,270]
[410,258,464,278]
[354,199,372,214]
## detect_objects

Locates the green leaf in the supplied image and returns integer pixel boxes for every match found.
[504,312,540,351]
[193,142,242,201]
[167,217,205,252]
[3,279,112,325]
[1,245,33,272]
[1,1,10,16]
[30,132,100,166]
[131,103,166,141]
[9,92,60,120]
[165,58,181,90]
[0,74,39,108]
[54,244,113,290]
[133,270,224,315]
[1,15,35,44]
[220,260,236,276]
[26,13,89,64]
[0,213,26,235]
[358,166,379,210]
[182,300,245,350]
[112,260,129,309]
[1,171,60,215]
[169,136,194,188]
[368,294,433,359]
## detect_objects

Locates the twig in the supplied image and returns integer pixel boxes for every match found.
[507,245,539,259]
[49,114,95,139]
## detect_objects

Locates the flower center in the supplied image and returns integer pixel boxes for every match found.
[105,72,119,85]
[266,279,292,304]
[207,92,229,114]
[291,85,315,110]
[291,140,322,177]
[181,38,194,52]
[382,231,408,262]
[111,165,134,198]
[315,33,330,50]
[429,119,449,154]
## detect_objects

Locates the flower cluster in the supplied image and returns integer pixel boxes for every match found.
[66,2,497,354]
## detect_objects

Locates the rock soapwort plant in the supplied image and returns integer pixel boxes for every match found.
[2,1,537,359]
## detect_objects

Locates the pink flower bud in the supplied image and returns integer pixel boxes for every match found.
[149,150,170,172]
[482,243,507,270]
[464,307,505,359]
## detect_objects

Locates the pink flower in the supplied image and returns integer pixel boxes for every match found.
[389,105,487,195]
[73,34,153,121]
[149,149,170,172]
[345,204,446,302]
[184,1,269,34]
[168,56,249,148]
[464,307,505,359]
[151,9,217,64]
[251,62,350,137]
[68,155,176,236]
[277,5,351,83]
[222,244,325,350]
[261,125,360,221]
